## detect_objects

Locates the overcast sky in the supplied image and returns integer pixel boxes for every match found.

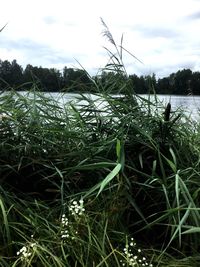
[1,0,200,78]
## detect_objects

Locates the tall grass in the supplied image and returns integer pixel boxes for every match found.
[1,20,200,266]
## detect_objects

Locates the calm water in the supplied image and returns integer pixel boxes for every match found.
[141,94,200,120]
[8,91,200,121]
[52,93,200,120]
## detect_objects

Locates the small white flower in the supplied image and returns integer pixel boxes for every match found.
[61,234,69,238]
[79,199,84,204]
[120,237,153,267]
[30,242,36,248]
[17,242,36,260]
[68,199,85,216]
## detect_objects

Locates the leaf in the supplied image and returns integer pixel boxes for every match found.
[97,163,121,196]
[83,163,122,198]
[182,227,200,234]
[116,139,125,170]
[116,139,122,161]
[163,155,177,173]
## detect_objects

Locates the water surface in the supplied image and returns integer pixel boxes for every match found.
[53,93,200,120]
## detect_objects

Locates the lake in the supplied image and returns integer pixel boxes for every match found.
[51,93,200,121]
[141,94,200,120]
[4,91,200,121]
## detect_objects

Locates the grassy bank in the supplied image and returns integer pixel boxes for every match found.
[0,82,200,266]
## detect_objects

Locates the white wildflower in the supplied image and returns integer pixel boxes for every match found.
[69,199,85,216]
[120,237,153,267]
[60,198,85,241]
[17,242,36,261]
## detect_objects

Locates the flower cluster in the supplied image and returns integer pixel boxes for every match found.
[61,214,70,239]
[68,199,85,216]
[16,242,36,261]
[120,238,153,267]
[61,198,85,240]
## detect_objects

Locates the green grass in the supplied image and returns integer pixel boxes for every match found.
[1,21,200,266]
[0,81,200,266]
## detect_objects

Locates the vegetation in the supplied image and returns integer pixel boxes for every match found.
[0,59,200,94]
[1,21,200,266]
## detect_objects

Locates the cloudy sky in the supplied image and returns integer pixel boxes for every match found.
[1,0,200,78]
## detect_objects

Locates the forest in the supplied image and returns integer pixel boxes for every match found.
[0,58,200,94]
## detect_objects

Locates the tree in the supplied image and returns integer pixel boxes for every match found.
[0,60,12,89]
[129,74,146,94]
[0,59,24,89]
[23,64,39,89]
[190,71,200,95]
[10,60,24,88]
[174,69,192,95]
[62,67,91,92]
[23,65,62,91]
[144,74,157,93]
[157,77,171,94]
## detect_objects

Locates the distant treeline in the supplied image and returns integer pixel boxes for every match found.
[0,59,200,95]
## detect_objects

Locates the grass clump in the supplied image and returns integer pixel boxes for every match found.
[1,81,200,266]
[0,191,156,266]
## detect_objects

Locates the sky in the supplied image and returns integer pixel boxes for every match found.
[1,0,200,78]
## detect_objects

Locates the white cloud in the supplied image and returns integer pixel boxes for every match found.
[1,0,200,77]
